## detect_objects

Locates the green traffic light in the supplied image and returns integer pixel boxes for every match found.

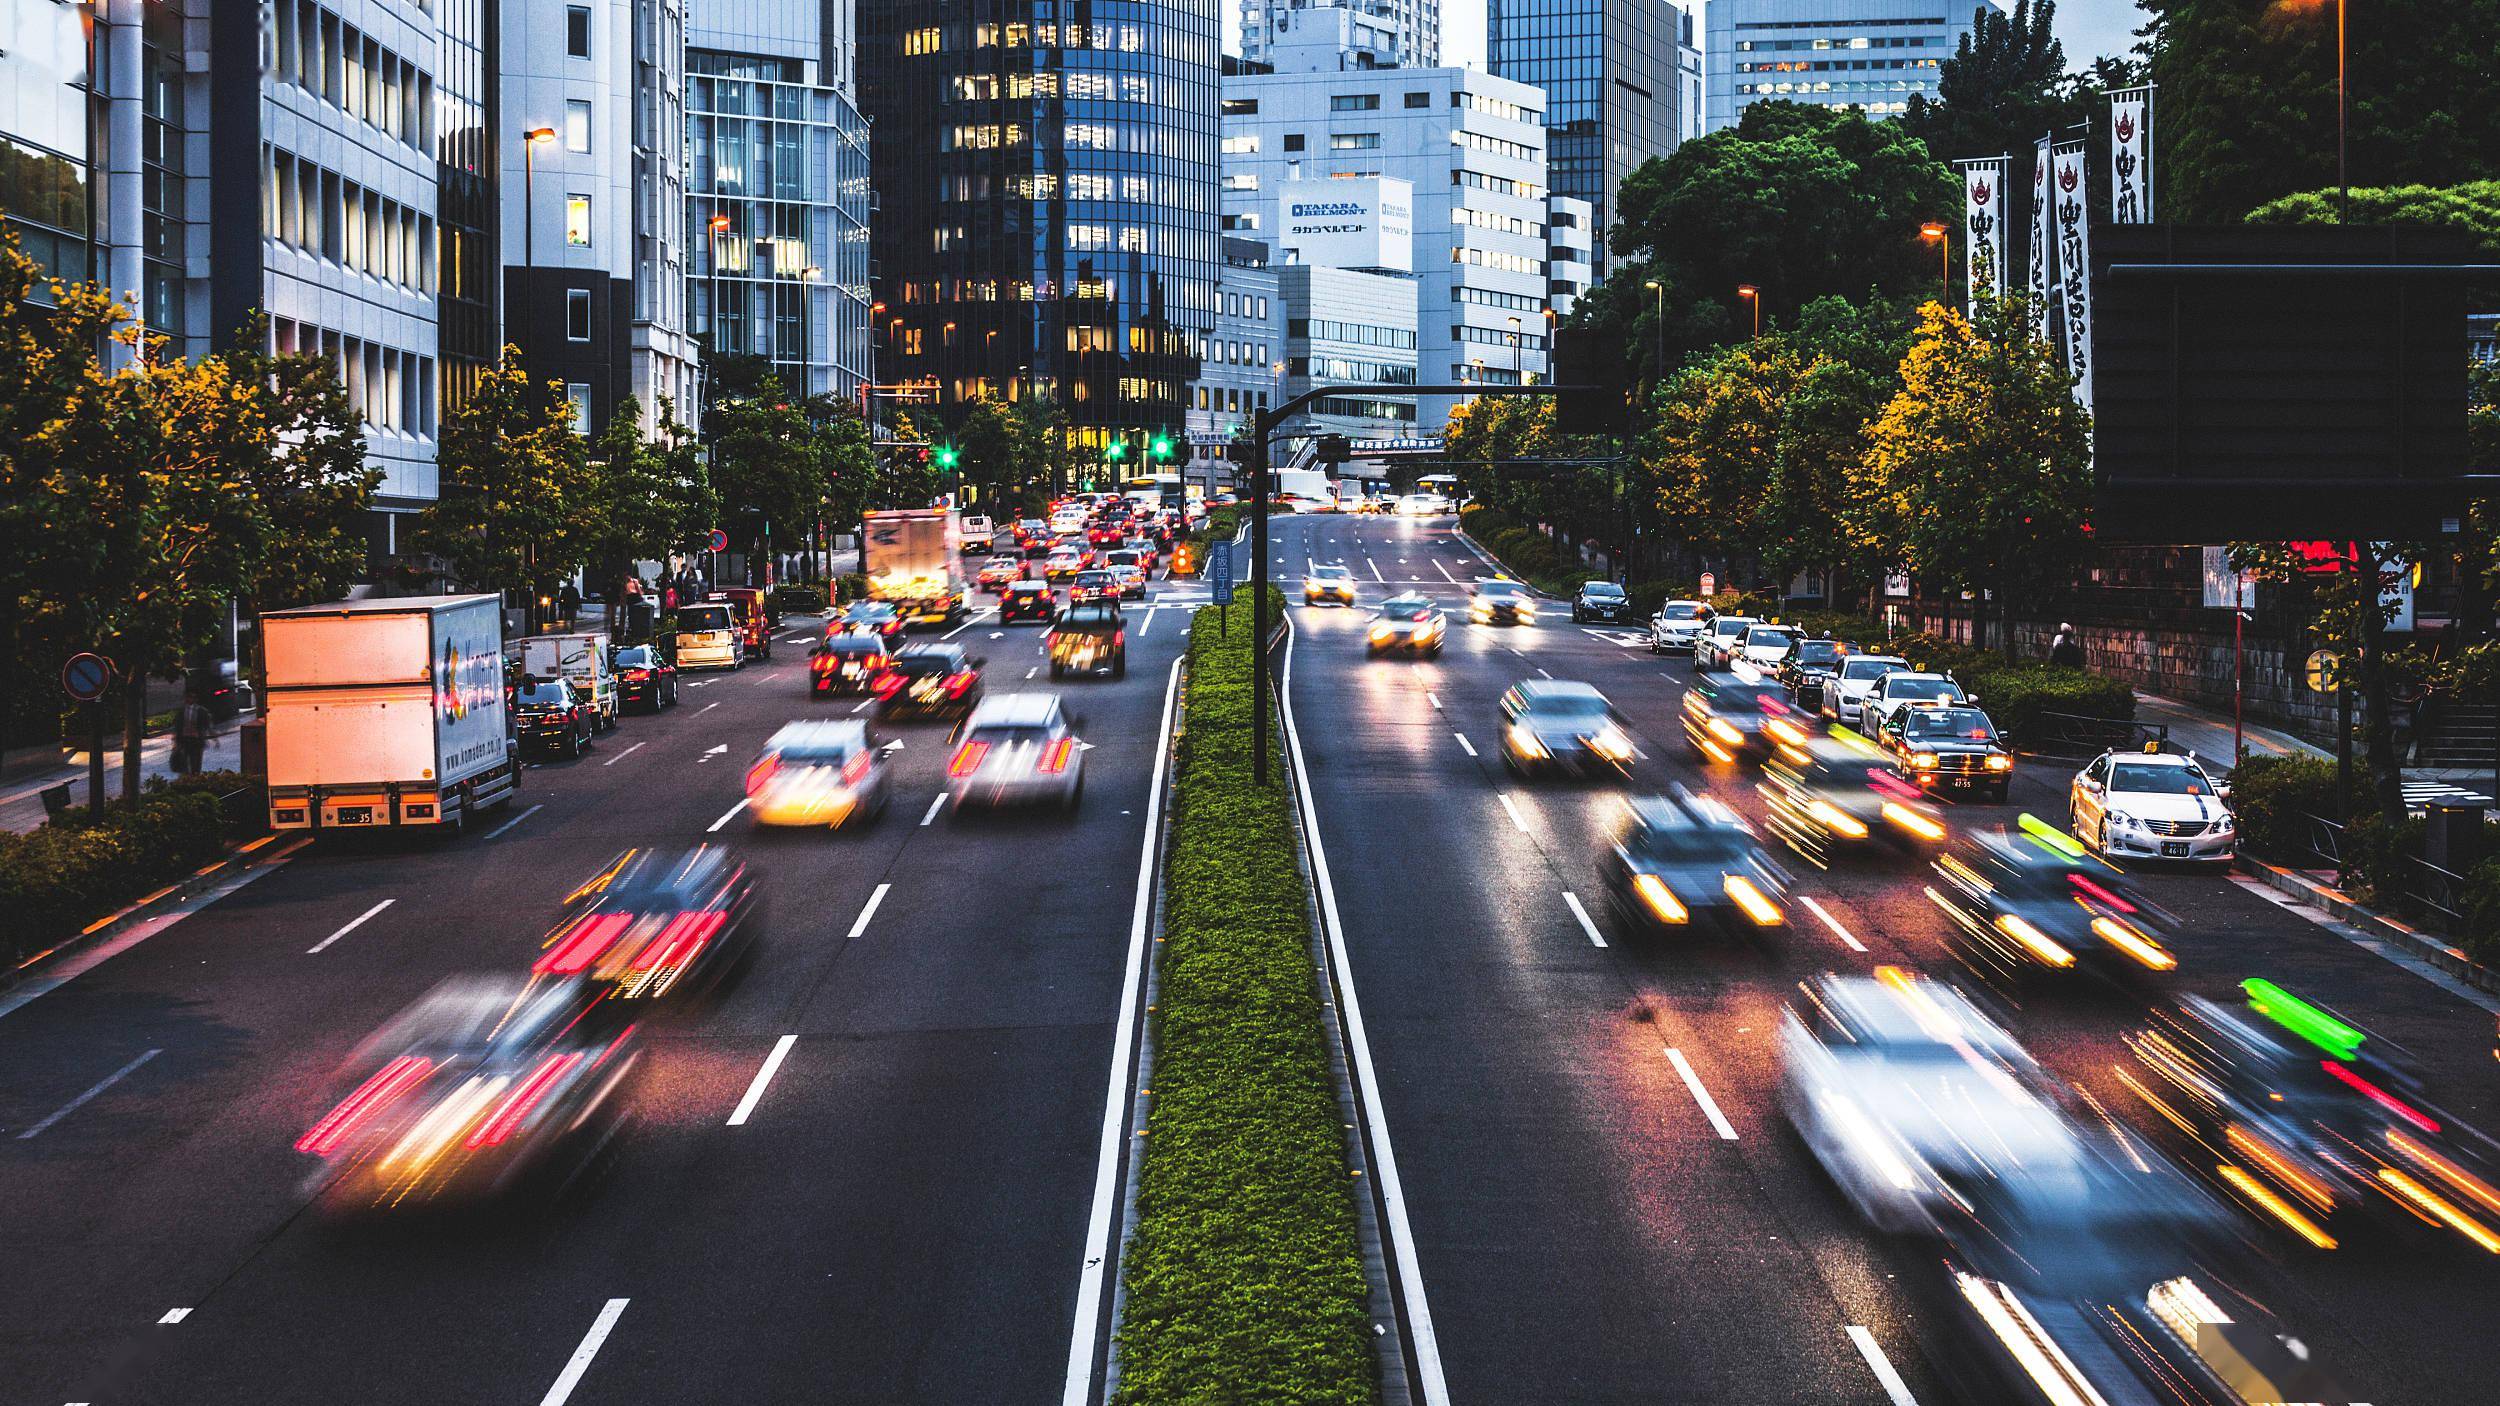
[1105,439,1128,461]
[935,444,961,470]
[1149,434,1173,460]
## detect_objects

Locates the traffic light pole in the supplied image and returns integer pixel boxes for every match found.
[1247,382,1578,785]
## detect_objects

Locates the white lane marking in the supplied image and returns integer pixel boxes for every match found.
[18,1048,161,1139]
[1453,732,1477,757]
[943,609,993,640]
[1426,691,1442,711]
[1799,896,1868,953]
[1561,891,1608,948]
[1398,557,1408,564]
[1847,1326,1922,1406]
[784,631,815,643]
[850,699,872,714]
[599,740,646,767]
[846,882,892,938]
[1025,666,1039,680]
[919,793,947,826]
[1277,628,1451,1405]
[725,1035,799,1127]
[2230,876,2500,1017]
[0,838,308,1024]
[306,899,395,954]
[1063,657,1186,1406]
[1664,1047,1739,1140]
[696,701,720,715]
[486,803,543,840]
[1497,792,1530,833]
[537,1298,631,1406]
[686,679,715,688]
[1367,558,1385,581]
[1137,605,1156,636]
[1535,667,1553,679]
[699,743,729,761]
[705,798,748,833]
[157,1308,190,1325]
[1434,560,1460,584]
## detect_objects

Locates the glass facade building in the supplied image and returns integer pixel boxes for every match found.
[1488,0,1684,280]
[859,0,1218,447]
[438,0,497,415]
[1704,0,1991,132]
[0,0,96,292]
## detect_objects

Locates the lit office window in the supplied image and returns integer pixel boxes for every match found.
[565,196,591,246]
[565,100,591,152]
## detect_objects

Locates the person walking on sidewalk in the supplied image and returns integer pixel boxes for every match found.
[2049,623,2085,669]
[172,691,212,777]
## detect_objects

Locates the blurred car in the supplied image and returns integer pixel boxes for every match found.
[1068,569,1121,606]
[1874,703,2014,802]
[1647,600,1715,654]
[296,973,642,1214]
[514,678,597,758]
[838,600,907,642]
[1737,622,1803,668]
[1929,826,2182,986]
[1774,637,1849,713]
[976,555,1029,592]
[1366,595,1447,656]
[1499,679,1635,776]
[810,630,893,697]
[1822,653,1909,727]
[745,719,891,827]
[1108,564,1149,600]
[1759,733,1950,864]
[1857,670,1972,736]
[1680,673,1813,764]
[948,694,1086,812]
[1014,518,1049,551]
[1046,602,1127,679]
[1304,564,1359,606]
[874,642,985,717]
[1087,520,1126,548]
[1044,546,1089,580]
[1122,538,1160,573]
[534,846,761,1005]
[1691,614,1757,670]
[1000,580,1058,625]
[1570,580,1632,624]
[1603,788,1791,937]
[2071,750,2236,863]
[613,645,679,712]
[1469,578,1537,626]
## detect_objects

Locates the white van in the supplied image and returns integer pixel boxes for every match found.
[520,631,619,730]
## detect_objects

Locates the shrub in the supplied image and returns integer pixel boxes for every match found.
[0,780,247,965]
[2226,754,2344,861]
[1955,663,2135,749]
[2460,858,2500,964]
[834,572,870,603]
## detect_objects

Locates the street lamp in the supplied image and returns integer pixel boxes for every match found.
[1643,278,1666,372]
[1918,221,1950,302]
[707,212,733,351]
[1735,284,1760,342]
[522,127,557,265]
[1507,315,1522,379]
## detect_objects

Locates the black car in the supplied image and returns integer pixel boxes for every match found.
[838,600,907,641]
[1001,580,1058,624]
[1757,736,1949,864]
[875,642,985,716]
[614,645,679,712]
[1929,831,2180,989]
[515,678,597,758]
[1774,638,1849,712]
[1571,580,1632,624]
[1365,595,1447,656]
[536,846,761,1008]
[810,630,892,697]
[1875,704,2014,802]
[1068,569,1120,606]
[1047,602,1127,679]
[1603,788,1792,937]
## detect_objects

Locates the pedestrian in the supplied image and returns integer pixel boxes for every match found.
[662,582,679,613]
[558,580,581,626]
[2049,622,2085,669]
[172,690,212,777]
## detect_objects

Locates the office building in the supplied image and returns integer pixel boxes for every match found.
[686,0,873,402]
[436,0,499,418]
[1487,0,1684,280]
[1238,0,1436,71]
[1547,194,1594,314]
[1277,263,1418,439]
[1705,0,1996,132]
[858,0,1219,450]
[1678,5,1704,142]
[1186,238,1284,488]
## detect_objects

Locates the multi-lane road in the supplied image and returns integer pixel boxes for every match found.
[5,509,2497,1403]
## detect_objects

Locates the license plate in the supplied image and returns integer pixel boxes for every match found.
[2162,841,2189,857]
[1947,776,1970,789]
[335,806,373,825]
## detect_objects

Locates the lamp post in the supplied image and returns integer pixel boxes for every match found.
[707,212,732,352]
[1507,315,1522,378]
[523,127,557,265]
[1918,221,1950,302]
[1541,306,1556,382]
[1736,284,1760,342]
[1643,278,1665,372]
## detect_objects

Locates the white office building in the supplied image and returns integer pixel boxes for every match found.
[1278,263,1418,439]
[1187,239,1286,490]
[1547,195,1594,314]
[1705,0,1999,132]
[1239,0,1437,71]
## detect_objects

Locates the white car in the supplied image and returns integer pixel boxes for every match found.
[1648,600,1715,654]
[747,720,891,828]
[1692,615,1757,670]
[1737,623,1803,668]
[948,694,1086,813]
[1856,671,1969,736]
[1823,655,1908,727]
[2070,750,2236,862]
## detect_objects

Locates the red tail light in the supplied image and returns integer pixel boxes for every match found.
[812,654,835,674]
[621,668,650,681]
[2068,873,2137,913]
[2321,1059,2441,1134]
[629,910,728,973]
[1038,737,1075,774]
[1113,630,1126,647]
[744,755,782,795]
[466,1051,585,1148]
[297,1054,434,1154]
[945,672,974,697]
[840,750,873,786]
[949,741,991,778]
[874,672,906,698]
[536,910,636,975]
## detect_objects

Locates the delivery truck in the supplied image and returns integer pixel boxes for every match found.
[261,595,522,834]
[862,508,967,626]
[519,630,618,729]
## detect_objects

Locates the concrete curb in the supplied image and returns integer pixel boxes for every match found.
[1,828,308,1011]
[2233,854,2499,996]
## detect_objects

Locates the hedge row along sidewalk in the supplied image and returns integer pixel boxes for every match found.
[1113,592,1378,1405]
[0,771,272,971]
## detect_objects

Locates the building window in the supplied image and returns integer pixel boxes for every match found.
[566,288,591,341]
[1220,97,1258,116]
[564,100,591,153]
[566,383,592,435]
[565,196,591,246]
[1329,133,1381,151]
[1404,91,1431,108]
[1281,133,1304,152]
[1330,94,1380,111]
[566,7,591,58]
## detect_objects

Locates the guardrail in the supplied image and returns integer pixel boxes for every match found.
[2289,810,2471,932]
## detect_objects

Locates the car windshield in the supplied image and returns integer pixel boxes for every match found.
[1009,583,1047,595]
[987,556,1020,569]
[2110,762,2215,795]
[1059,605,1122,628]
[1887,678,1960,702]
[1903,708,1996,741]
[1075,572,1111,586]
[1107,551,1140,566]
[1745,628,1797,646]
[1660,603,1705,620]
[1479,582,1526,598]
[678,605,733,631]
[1712,618,1752,637]
[517,682,570,705]
[1313,566,1351,580]
[846,604,898,621]
[614,647,657,668]
[821,635,884,655]
[1630,823,1742,862]
[1793,641,1842,666]
[1527,695,1610,721]
[969,724,1059,748]
[1583,583,1624,598]
[1842,658,1902,680]
[1709,683,1786,714]
[1378,597,1433,619]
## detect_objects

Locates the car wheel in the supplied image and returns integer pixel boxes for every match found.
[2097,818,2112,856]
[1050,662,1065,680]
[1113,655,1127,680]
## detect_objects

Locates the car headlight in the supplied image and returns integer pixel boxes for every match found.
[1705,717,1744,747]
[1507,724,1548,759]
[1910,751,1940,769]
[1368,624,1394,643]
[1588,726,1633,762]
[2110,811,2140,829]
[1984,754,2012,771]
[1632,872,1689,923]
[2215,813,2234,832]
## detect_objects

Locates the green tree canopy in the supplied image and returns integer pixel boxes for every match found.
[416,348,592,604]
[1900,0,2078,166]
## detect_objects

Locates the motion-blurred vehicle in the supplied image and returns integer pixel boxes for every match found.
[1736,622,1802,668]
[1929,825,2182,985]
[1046,602,1127,679]
[1001,580,1058,625]
[837,599,907,642]
[1603,788,1790,937]
[744,719,891,827]
[1366,595,1447,656]
[861,507,966,627]
[1691,614,1757,670]
[1499,679,1635,776]
[1068,569,1121,606]
[673,601,745,671]
[1108,564,1149,600]
[958,513,994,554]
[874,642,985,717]
[1759,734,1950,864]
[1681,672,1814,764]
[1122,538,1161,573]
[514,678,598,758]
[1647,600,1715,654]
[1857,670,1972,736]
[810,631,892,697]
[2072,750,2236,863]
[1014,519,1049,554]
[1304,564,1359,606]
[1774,637,1849,712]
[977,554,1029,592]
[296,973,641,1214]
[613,644,679,712]
[1470,578,1537,626]
[1822,653,1908,727]
[1571,580,1632,624]
[534,846,761,1004]
[1875,703,2014,802]
[948,694,1086,812]
[1044,546,1090,580]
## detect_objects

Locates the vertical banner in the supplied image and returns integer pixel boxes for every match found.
[2027,136,2054,313]
[2052,138,2094,417]
[2109,85,2155,223]
[1957,157,2008,314]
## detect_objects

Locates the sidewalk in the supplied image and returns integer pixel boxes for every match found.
[0,714,248,835]
[2132,690,2495,807]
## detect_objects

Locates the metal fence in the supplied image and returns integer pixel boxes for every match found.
[2291,811,2472,932]
[2018,710,2168,760]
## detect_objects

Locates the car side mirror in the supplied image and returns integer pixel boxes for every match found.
[2214,782,2233,803]
[1963,694,1980,706]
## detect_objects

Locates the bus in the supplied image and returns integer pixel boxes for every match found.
[1122,472,1184,508]
[1415,473,1460,499]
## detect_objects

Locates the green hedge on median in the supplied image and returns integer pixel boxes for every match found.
[0,770,265,966]
[1115,590,1377,1406]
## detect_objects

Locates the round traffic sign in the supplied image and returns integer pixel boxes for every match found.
[2304,649,2340,694]
[62,651,113,703]
[1699,572,1717,598]
[707,528,729,553]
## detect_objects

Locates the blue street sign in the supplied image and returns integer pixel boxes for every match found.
[707,528,730,553]
[62,652,111,703]
[1208,541,1235,606]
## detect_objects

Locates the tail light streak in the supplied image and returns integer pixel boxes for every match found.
[297,1055,434,1155]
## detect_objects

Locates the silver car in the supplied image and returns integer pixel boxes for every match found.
[1648,600,1714,654]
[947,694,1087,812]
[1692,614,1757,670]
[747,720,892,828]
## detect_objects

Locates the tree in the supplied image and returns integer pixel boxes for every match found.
[1855,297,2093,657]
[584,395,716,608]
[2247,180,2500,247]
[704,378,823,579]
[1773,297,1915,600]
[1900,0,2074,166]
[948,392,1022,508]
[1637,342,1798,583]
[218,321,383,614]
[417,348,592,617]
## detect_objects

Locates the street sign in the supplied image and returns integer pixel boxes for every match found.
[1698,572,1716,598]
[707,528,729,553]
[2304,649,2340,694]
[62,652,112,703]
[1209,541,1235,606]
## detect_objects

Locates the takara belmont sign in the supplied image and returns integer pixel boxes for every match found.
[1278,177,1412,273]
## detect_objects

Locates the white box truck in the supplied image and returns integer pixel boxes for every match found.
[520,630,617,730]
[958,513,995,555]
[862,508,966,626]
[261,595,522,833]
